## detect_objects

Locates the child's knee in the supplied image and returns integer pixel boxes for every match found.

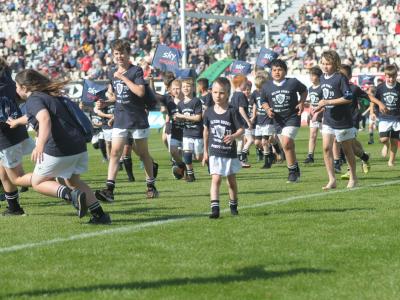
[183,151,193,165]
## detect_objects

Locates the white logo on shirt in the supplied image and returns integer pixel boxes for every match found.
[213,125,226,139]
[116,83,124,95]
[323,88,330,99]
[275,94,286,105]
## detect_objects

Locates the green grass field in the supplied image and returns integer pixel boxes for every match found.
[1,128,399,299]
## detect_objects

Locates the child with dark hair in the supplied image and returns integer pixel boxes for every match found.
[304,66,323,164]
[368,65,400,167]
[203,77,244,218]
[197,78,214,110]
[261,59,308,183]
[13,69,110,224]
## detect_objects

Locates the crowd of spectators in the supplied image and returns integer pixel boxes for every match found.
[270,0,400,75]
[0,0,289,81]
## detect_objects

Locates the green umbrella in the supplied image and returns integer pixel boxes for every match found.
[197,58,234,83]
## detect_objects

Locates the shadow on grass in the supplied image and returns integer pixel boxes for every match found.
[110,213,204,224]
[263,207,375,215]
[4,265,334,298]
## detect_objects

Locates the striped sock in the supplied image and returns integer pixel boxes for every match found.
[186,169,194,175]
[57,185,71,201]
[88,201,105,218]
[106,180,115,192]
[146,177,156,188]
[5,190,21,211]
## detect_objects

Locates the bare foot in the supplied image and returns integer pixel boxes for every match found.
[347,180,357,189]
[322,182,337,190]
[381,145,388,158]
[388,161,395,167]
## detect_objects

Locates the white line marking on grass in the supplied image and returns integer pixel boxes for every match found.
[1,179,399,254]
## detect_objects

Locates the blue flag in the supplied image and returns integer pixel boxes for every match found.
[256,48,278,68]
[358,75,375,86]
[81,79,108,104]
[230,60,252,75]
[175,68,196,79]
[152,45,181,73]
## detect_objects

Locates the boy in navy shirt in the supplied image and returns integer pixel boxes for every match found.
[368,65,400,167]
[175,78,203,182]
[304,66,323,164]
[203,77,244,218]
[261,59,307,183]
[96,39,158,201]
[339,64,371,178]
[314,50,357,189]
[197,78,214,111]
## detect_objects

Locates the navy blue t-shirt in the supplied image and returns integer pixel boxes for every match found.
[230,91,249,115]
[101,103,115,130]
[251,90,273,126]
[375,82,400,121]
[203,105,244,158]
[200,93,214,109]
[320,73,353,129]
[165,97,183,141]
[350,83,369,128]
[178,97,203,138]
[308,85,323,122]
[260,78,307,127]
[0,72,29,150]
[109,64,149,129]
[26,92,87,156]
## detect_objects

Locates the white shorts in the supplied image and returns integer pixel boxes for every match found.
[255,124,276,137]
[309,121,322,129]
[182,137,204,154]
[244,128,254,136]
[102,128,113,142]
[209,156,241,176]
[378,119,400,133]
[168,136,182,151]
[33,152,88,178]
[112,128,150,140]
[277,126,299,140]
[0,138,35,168]
[321,125,357,142]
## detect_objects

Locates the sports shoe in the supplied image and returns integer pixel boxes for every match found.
[2,207,26,216]
[362,160,371,174]
[146,186,159,198]
[128,175,136,182]
[186,173,196,182]
[230,205,239,216]
[368,139,374,145]
[261,161,271,169]
[153,162,159,178]
[209,208,220,219]
[71,189,88,218]
[341,171,350,180]
[287,171,300,183]
[304,156,314,164]
[95,189,114,203]
[241,161,251,168]
[88,213,111,225]
[334,162,341,174]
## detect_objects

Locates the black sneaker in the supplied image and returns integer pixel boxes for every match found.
[128,175,136,182]
[230,205,239,216]
[20,186,29,193]
[334,162,341,174]
[304,156,314,164]
[153,162,159,178]
[146,186,159,198]
[261,161,272,169]
[186,173,196,182]
[95,189,114,203]
[209,208,220,219]
[88,213,111,225]
[287,171,299,183]
[2,207,26,216]
[71,189,88,218]
[368,140,374,145]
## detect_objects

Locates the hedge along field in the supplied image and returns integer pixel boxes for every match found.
[0,128,399,300]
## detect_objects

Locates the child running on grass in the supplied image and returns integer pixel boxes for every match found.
[304,66,323,164]
[203,77,244,219]
[368,65,400,167]
[314,50,357,189]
